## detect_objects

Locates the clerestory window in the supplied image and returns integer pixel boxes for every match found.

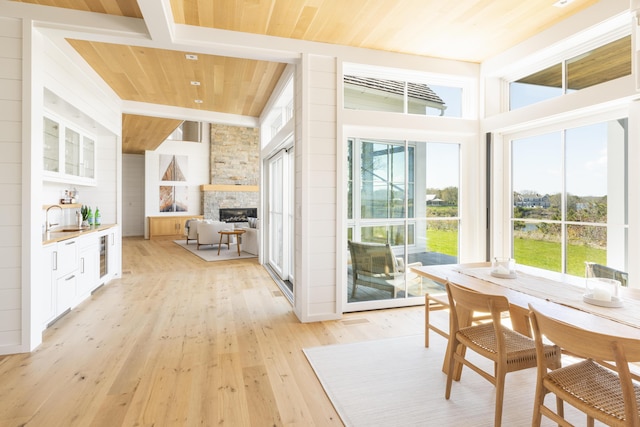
[509,36,631,111]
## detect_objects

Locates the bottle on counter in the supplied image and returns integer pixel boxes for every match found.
[94,207,101,226]
[87,207,93,226]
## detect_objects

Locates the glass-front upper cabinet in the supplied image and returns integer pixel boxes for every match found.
[82,136,95,179]
[43,117,59,173]
[43,113,97,185]
[65,127,80,176]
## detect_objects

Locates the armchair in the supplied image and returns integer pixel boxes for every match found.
[184,219,201,244]
[585,261,628,287]
[348,240,422,298]
[197,221,234,250]
[239,227,259,255]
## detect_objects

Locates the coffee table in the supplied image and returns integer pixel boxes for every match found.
[217,229,246,256]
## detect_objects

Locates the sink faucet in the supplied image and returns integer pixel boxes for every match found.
[46,204,63,231]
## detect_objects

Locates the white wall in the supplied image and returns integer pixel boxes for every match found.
[294,54,341,322]
[143,134,211,238]
[0,17,23,352]
[122,154,145,237]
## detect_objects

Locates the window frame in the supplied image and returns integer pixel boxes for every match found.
[498,110,629,277]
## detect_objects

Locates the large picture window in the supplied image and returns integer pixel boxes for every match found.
[511,118,628,277]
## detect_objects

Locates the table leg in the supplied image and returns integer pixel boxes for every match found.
[236,235,241,256]
[217,233,224,255]
[425,295,430,348]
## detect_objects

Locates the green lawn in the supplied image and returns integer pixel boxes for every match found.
[426,229,458,256]
[426,230,606,277]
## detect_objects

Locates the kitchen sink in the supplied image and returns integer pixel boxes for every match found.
[60,226,89,232]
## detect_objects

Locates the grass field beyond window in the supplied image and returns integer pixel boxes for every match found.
[427,230,606,277]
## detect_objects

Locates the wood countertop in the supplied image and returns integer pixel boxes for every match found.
[42,223,117,245]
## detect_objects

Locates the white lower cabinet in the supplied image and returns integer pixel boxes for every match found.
[56,272,77,314]
[77,234,99,300]
[50,239,79,319]
[42,225,119,329]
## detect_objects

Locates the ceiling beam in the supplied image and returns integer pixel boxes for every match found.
[121,100,259,128]
[1,0,149,41]
[137,0,174,44]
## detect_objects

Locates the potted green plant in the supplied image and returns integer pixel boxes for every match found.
[80,205,91,227]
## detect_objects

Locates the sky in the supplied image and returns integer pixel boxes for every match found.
[512,122,615,197]
[426,142,459,189]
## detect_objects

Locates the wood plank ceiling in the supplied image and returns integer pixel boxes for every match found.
[122,114,184,155]
[14,0,602,153]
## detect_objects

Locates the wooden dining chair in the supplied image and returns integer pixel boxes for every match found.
[444,281,561,427]
[529,304,640,427]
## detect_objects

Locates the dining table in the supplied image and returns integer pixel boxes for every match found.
[413,262,640,337]
[412,262,640,379]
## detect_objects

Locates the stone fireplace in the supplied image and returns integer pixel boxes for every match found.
[203,124,259,220]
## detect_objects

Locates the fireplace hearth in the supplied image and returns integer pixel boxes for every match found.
[219,208,257,223]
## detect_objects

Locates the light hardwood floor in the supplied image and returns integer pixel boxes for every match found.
[0,237,425,426]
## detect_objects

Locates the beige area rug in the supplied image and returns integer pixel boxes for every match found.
[173,240,257,261]
[303,317,603,427]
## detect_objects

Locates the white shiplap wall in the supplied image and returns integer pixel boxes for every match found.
[0,17,23,348]
[294,54,340,322]
[0,23,122,354]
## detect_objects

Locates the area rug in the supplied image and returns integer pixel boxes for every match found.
[173,240,257,261]
[303,331,593,427]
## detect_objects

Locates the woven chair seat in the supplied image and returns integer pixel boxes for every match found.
[530,304,640,427]
[445,282,562,427]
[459,322,560,371]
[545,359,640,423]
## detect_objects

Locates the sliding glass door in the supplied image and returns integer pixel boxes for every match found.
[346,137,460,308]
[267,147,294,288]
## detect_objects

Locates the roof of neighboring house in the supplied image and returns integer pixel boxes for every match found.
[344,75,446,108]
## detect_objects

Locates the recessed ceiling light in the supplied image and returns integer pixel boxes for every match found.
[185,54,198,60]
[553,0,574,7]
[194,99,203,104]
[190,81,201,86]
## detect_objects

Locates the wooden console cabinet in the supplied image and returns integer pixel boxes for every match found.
[148,215,203,239]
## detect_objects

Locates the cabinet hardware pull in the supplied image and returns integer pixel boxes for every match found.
[66,275,75,281]
[53,251,58,270]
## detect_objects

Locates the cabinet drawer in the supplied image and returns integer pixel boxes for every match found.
[56,272,77,314]
[56,239,78,277]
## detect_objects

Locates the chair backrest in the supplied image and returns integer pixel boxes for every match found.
[446,281,510,334]
[529,304,640,424]
[348,241,397,276]
[529,303,640,364]
[585,261,628,287]
[186,219,201,238]
[446,281,510,316]
[197,221,228,241]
